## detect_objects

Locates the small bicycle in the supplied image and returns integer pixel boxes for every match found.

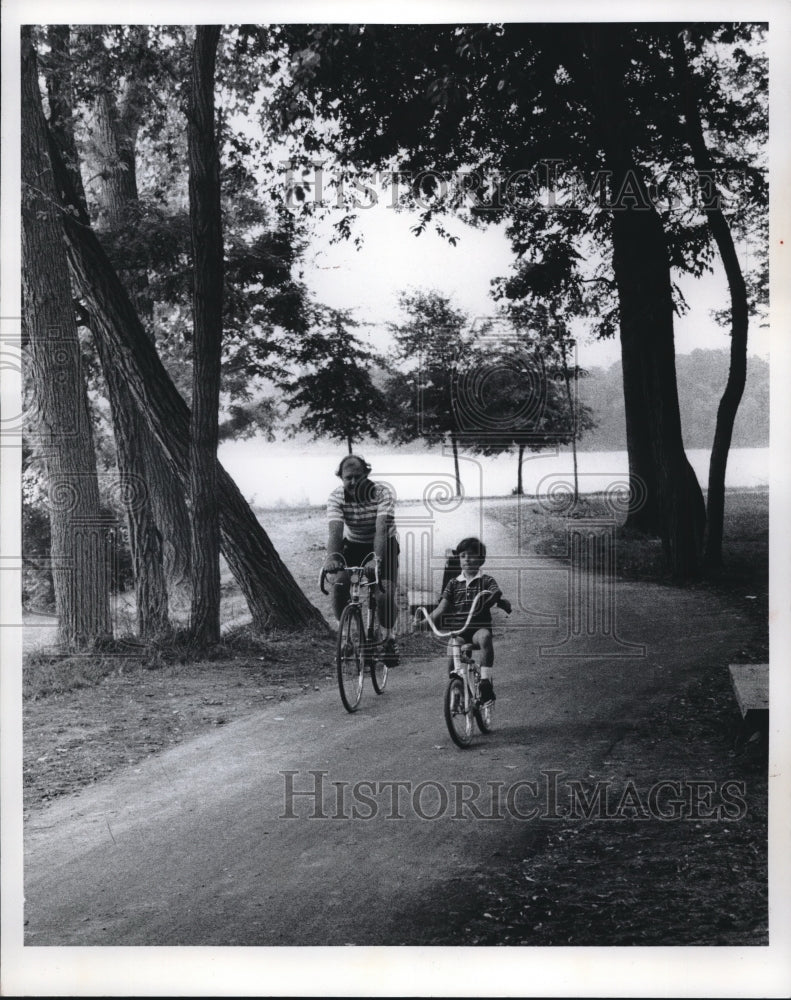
[413,590,500,749]
[320,553,388,713]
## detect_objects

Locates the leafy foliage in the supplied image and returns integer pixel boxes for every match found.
[276,307,387,451]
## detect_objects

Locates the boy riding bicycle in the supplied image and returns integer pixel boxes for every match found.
[419,536,511,705]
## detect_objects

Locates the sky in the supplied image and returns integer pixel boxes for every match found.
[301,196,771,371]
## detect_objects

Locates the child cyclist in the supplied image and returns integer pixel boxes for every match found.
[420,536,511,705]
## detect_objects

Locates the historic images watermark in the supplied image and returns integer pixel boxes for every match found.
[280,769,748,823]
[282,160,747,215]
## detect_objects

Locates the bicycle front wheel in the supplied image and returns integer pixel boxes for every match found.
[475,698,494,733]
[444,675,474,748]
[337,605,365,713]
[370,648,388,694]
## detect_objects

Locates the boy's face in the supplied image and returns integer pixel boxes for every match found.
[458,548,485,575]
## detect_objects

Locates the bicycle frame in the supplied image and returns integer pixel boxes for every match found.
[320,551,382,644]
[321,552,388,711]
[414,589,495,715]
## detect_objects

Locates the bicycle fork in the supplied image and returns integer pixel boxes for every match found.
[450,642,476,714]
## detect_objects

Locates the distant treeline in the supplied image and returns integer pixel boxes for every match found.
[577,349,769,451]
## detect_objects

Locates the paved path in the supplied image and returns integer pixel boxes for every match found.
[21,502,757,946]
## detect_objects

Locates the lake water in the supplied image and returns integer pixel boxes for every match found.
[217,440,769,509]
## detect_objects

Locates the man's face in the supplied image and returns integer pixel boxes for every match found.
[341,460,368,496]
[458,549,484,575]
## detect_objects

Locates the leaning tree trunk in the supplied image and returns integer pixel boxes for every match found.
[46,129,327,632]
[671,32,750,573]
[86,28,192,595]
[187,26,223,645]
[22,29,111,648]
[577,25,705,577]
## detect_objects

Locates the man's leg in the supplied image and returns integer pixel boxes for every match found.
[331,570,351,622]
[379,545,399,664]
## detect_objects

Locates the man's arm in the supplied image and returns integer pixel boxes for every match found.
[325,519,344,570]
[373,514,390,565]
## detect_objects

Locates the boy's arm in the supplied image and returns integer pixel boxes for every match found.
[484,576,511,614]
[429,596,451,625]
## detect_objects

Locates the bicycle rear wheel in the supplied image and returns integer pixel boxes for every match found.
[444,675,474,748]
[337,605,364,712]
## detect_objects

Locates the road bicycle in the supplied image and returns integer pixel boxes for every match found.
[320,553,388,713]
[413,590,501,749]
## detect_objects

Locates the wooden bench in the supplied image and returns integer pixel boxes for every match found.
[728,663,769,749]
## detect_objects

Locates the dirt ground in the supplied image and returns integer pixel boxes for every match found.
[21,490,769,946]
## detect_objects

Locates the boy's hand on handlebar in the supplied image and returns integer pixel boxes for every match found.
[498,597,512,615]
[323,555,344,574]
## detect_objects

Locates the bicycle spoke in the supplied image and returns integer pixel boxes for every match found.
[444,676,474,748]
[337,605,364,712]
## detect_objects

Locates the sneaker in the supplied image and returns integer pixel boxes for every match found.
[340,641,355,659]
[479,679,495,705]
[382,637,399,667]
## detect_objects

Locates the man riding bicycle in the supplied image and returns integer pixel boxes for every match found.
[323,454,400,665]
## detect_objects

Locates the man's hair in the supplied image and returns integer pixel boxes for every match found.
[454,536,486,560]
[335,454,372,478]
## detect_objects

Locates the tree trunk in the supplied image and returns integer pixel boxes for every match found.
[21,29,112,648]
[85,29,192,595]
[671,32,749,573]
[46,129,327,631]
[559,345,580,504]
[53,27,174,635]
[187,26,223,645]
[450,431,462,497]
[516,442,525,495]
[578,25,705,577]
[44,26,89,217]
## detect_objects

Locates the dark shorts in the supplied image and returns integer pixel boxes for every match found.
[342,537,399,582]
[455,625,493,646]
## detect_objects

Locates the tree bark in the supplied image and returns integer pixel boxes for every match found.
[577,25,705,577]
[671,32,750,573]
[22,29,112,648]
[52,26,174,636]
[46,128,327,631]
[85,28,192,595]
[450,430,462,497]
[187,26,223,644]
[516,442,525,495]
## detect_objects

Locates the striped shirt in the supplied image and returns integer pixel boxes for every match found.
[327,481,397,543]
[440,573,500,632]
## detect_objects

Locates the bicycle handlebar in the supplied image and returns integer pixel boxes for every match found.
[319,552,382,595]
[413,589,500,639]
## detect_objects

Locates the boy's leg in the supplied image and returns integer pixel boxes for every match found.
[474,629,494,670]
[446,639,457,676]
[473,628,496,704]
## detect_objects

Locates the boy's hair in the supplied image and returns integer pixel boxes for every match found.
[454,536,486,560]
